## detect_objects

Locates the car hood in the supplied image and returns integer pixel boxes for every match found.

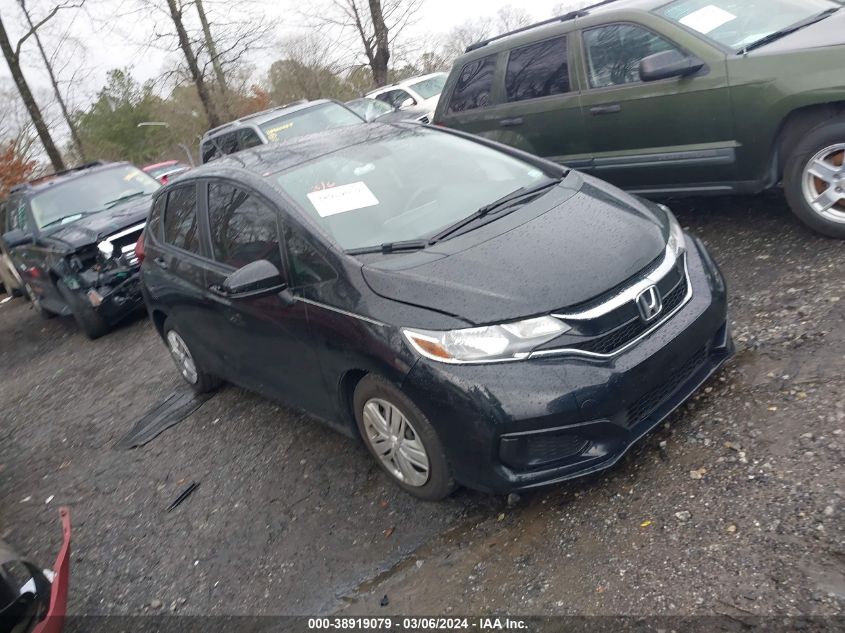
[749,10,845,53]
[361,173,669,325]
[45,196,153,250]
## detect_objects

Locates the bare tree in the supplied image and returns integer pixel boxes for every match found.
[17,0,85,159]
[0,5,78,171]
[551,0,594,15]
[162,0,221,128]
[496,5,533,32]
[310,0,424,87]
[194,0,230,114]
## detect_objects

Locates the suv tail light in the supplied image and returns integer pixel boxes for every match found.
[134,230,146,264]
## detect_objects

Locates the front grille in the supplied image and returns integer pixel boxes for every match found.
[626,346,707,427]
[568,275,689,356]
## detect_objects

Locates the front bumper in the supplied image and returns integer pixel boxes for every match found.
[87,269,144,324]
[402,236,733,493]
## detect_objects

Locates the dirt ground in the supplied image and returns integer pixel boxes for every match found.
[0,193,843,619]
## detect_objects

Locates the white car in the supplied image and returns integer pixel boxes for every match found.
[365,73,447,121]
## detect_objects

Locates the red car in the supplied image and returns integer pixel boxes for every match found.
[142,160,190,185]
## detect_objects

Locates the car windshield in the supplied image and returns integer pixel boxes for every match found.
[408,75,446,99]
[259,103,364,143]
[30,165,160,230]
[274,128,550,251]
[657,0,842,51]
[347,99,393,120]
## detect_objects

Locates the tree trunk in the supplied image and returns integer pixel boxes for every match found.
[164,0,220,129]
[194,0,230,116]
[0,15,65,171]
[367,0,390,86]
[18,0,85,160]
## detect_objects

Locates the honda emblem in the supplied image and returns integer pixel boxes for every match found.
[636,285,663,323]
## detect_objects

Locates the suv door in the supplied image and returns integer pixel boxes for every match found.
[2,195,51,304]
[202,179,323,410]
[438,45,589,168]
[578,19,734,192]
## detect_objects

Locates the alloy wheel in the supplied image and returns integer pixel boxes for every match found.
[362,398,430,487]
[802,143,845,224]
[166,330,198,384]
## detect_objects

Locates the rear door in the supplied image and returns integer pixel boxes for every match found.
[577,19,735,192]
[201,179,323,409]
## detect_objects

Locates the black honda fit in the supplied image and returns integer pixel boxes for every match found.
[139,122,733,500]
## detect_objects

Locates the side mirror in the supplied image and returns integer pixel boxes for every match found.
[398,97,416,109]
[222,259,287,299]
[1,229,31,249]
[639,51,705,82]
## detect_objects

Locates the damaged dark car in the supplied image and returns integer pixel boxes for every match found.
[1,162,159,339]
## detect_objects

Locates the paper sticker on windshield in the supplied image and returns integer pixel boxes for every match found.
[679,5,737,34]
[307,182,379,217]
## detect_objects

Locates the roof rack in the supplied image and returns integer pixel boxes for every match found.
[465,0,622,52]
[9,161,108,193]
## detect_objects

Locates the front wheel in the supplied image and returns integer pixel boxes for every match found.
[783,120,845,239]
[56,279,110,339]
[353,375,456,501]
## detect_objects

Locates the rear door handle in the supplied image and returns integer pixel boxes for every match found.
[590,104,622,116]
[154,257,168,270]
[499,117,524,128]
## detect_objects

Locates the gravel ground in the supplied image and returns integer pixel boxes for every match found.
[0,193,843,618]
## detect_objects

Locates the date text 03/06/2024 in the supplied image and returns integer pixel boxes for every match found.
[307,617,528,630]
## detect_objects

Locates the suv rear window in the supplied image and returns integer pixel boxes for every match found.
[447,54,497,114]
[505,36,571,102]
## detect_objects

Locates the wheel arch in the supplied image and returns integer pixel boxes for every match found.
[772,101,845,182]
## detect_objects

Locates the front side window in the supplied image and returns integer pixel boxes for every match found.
[259,103,363,144]
[5,196,29,233]
[376,90,415,109]
[163,185,200,253]
[216,132,239,156]
[29,165,160,230]
[239,129,263,150]
[273,128,549,252]
[447,55,497,114]
[207,182,283,270]
[409,75,447,100]
[506,36,571,102]
[283,223,336,286]
[584,24,678,89]
[657,0,841,51]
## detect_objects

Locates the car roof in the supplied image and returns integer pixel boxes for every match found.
[143,160,180,170]
[202,100,336,141]
[183,122,421,182]
[365,72,447,96]
[9,161,132,198]
[458,0,665,60]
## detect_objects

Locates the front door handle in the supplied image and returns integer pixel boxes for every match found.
[590,104,622,116]
[154,257,168,270]
[499,117,524,128]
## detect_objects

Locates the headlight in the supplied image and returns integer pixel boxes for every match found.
[403,316,570,364]
[660,205,686,258]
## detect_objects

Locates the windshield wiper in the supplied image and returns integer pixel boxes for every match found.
[429,177,562,244]
[40,211,98,229]
[346,239,429,256]
[104,191,148,209]
[741,8,839,53]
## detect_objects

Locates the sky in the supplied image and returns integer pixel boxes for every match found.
[1,0,566,107]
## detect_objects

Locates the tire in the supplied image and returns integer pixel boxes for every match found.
[353,374,456,501]
[56,279,110,339]
[783,118,845,239]
[162,319,221,394]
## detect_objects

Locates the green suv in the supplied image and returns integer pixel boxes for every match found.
[433,0,845,238]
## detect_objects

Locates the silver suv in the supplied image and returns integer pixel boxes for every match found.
[200,100,365,164]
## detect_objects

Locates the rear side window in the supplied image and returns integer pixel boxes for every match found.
[584,23,678,88]
[447,54,498,114]
[163,185,200,253]
[6,197,30,233]
[201,141,220,164]
[216,132,239,156]
[148,194,165,241]
[506,37,571,102]
[207,182,283,270]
